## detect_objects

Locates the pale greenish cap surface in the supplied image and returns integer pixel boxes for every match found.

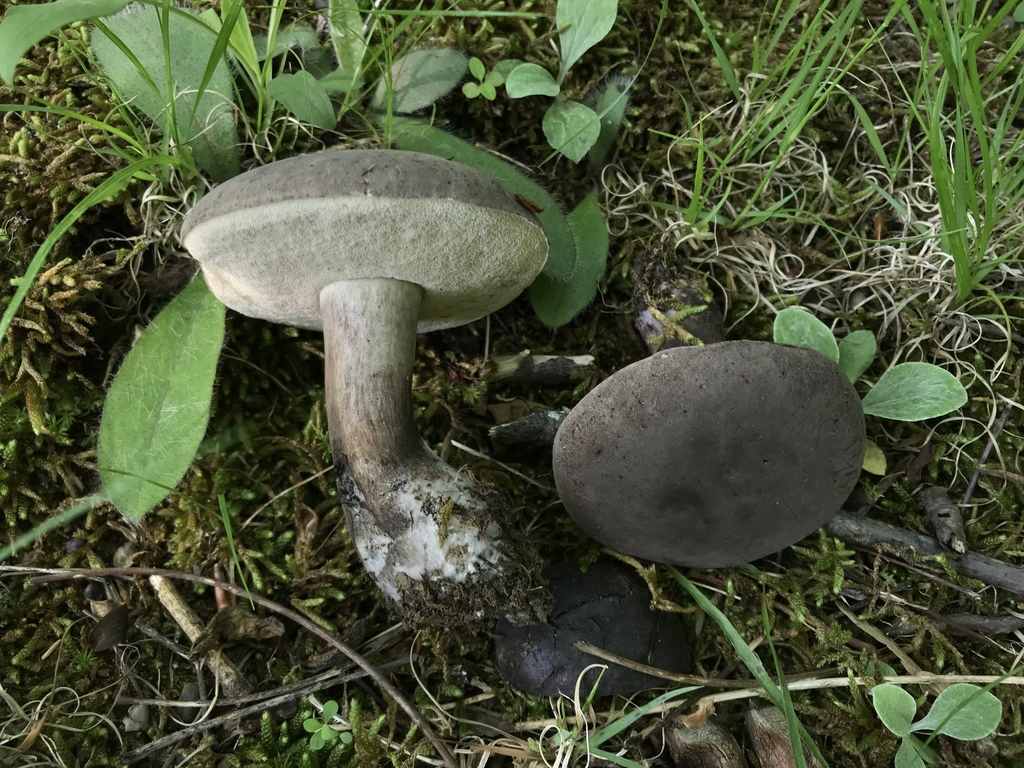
[181,149,548,332]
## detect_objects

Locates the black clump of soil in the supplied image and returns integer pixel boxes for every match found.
[493,558,690,697]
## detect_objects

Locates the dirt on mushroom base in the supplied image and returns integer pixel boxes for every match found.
[334,464,552,628]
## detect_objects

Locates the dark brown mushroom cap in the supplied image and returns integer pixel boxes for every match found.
[180,150,548,332]
[552,340,866,568]
[493,559,690,697]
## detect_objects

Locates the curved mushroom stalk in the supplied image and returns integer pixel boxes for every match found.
[321,279,545,626]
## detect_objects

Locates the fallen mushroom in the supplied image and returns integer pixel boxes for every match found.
[552,255,865,568]
[181,149,550,626]
[493,558,690,697]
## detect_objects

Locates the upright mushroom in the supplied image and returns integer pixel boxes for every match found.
[181,149,549,626]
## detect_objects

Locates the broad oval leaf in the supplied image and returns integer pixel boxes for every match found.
[838,329,877,382]
[0,0,131,85]
[530,191,608,327]
[371,48,468,114]
[268,70,335,129]
[872,684,917,738]
[557,0,618,81]
[91,3,240,181]
[861,362,968,421]
[910,683,1002,740]
[322,699,339,721]
[505,63,560,98]
[468,56,485,81]
[98,275,225,522]
[773,307,839,363]
[542,99,600,164]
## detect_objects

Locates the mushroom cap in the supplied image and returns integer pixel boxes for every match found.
[552,341,866,568]
[180,150,548,332]
[493,559,690,697]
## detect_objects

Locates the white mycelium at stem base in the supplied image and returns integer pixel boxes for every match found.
[321,278,530,622]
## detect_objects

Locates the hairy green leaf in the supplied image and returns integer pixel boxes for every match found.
[505,62,560,98]
[872,684,917,738]
[90,3,240,181]
[326,0,367,93]
[895,737,929,768]
[861,363,968,421]
[838,329,876,382]
[0,0,131,84]
[98,275,225,521]
[268,70,335,128]
[371,48,468,114]
[557,0,617,81]
[530,192,608,327]
[773,307,839,362]
[543,99,600,163]
[911,684,1002,740]
[586,74,631,164]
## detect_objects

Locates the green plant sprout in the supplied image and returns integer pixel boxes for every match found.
[772,308,968,420]
[871,683,1002,768]
[462,56,503,100]
[773,307,968,474]
[500,0,626,162]
[302,699,353,751]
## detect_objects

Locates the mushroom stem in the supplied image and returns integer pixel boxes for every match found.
[320,279,543,626]
[322,278,425,467]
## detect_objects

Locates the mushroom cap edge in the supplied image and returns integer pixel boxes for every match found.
[180,149,549,332]
[551,340,867,568]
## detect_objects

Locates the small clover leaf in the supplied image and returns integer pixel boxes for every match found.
[462,56,505,101]
[303,699,349,751]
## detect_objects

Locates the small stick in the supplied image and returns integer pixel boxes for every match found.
[115,658,409,710]
[8,566,458,768]
[488,410,567,449]
[962,406,1011,505]
[489,352,596,386]
[824,511,1024,597]
[149,575,252,699]
[917,487,968,555]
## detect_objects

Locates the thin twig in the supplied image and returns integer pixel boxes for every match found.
[2,565,458,768]
[512,673,1024,731]
[962,406,1011,505]
[115,658,410,709]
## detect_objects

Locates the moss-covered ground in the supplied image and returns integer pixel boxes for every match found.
[1,0,1023,766]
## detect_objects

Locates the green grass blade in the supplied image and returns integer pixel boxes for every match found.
[666,567,829,766]
[0,495,106,562]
